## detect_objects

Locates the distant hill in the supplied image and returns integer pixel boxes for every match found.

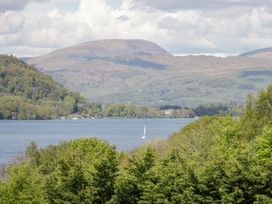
[240,47,272,56]
[26,39,272,107]
[0,55,84,119]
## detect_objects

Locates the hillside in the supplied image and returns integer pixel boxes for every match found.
[27,39,272,107]
[0,55,84,119]
[240,47,272,59]
[0,55,172,119]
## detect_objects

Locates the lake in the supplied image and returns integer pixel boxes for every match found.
[0,118,195,164]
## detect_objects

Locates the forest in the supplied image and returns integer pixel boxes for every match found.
[0,84,271,203]
[0,55,84,119]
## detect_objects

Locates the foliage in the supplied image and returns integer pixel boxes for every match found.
[1,138,118,204]
[0,163,46,204]
[1,85,272,203]
[194,104,229,116]
[102,103,163,118]
[80,102,103,117]
[81,103,196,118]
[0,55,84,119]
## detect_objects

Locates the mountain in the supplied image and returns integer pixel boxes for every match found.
[240,47,272,56]
[0,55,84,119]
[26,39,272,106]
[240,47,272,59]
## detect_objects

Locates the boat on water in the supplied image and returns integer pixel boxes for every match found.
[142,126,146,140]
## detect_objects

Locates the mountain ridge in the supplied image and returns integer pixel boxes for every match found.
[239,47,272,57]
[26,39,272,106]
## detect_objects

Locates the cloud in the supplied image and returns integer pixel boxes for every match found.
[116,15,129,21]
[0,45,52,56]
[0,0,48,12]
[0,12,25,34]
[14,0,167,49]
[136,0,272,11]
[1,0,272,56]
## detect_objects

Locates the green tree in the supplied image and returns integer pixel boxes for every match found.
[0,163,46,204]
[111,146,157,204]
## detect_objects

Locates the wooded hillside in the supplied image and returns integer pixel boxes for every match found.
[0,55,84,119]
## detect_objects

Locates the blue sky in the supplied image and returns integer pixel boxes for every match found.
[1,0,272,56]
[106,0,122,8]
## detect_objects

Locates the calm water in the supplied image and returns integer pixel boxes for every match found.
[0,118,195,164]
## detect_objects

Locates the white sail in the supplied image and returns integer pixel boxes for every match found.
[142,126,146,139]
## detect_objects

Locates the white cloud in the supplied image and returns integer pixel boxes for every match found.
[136,0,272,11]
[0,0,272,56]
[0,33,19,46]
[0,0,49,12]
[0,11,25,34]
[1,45,52,56]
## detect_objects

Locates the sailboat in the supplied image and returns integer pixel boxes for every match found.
[142,126,146,140]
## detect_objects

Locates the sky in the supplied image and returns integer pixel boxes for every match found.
[1,0,272,57]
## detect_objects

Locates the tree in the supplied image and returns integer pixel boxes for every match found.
[0,163,46,204]
[110,146,157,204]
